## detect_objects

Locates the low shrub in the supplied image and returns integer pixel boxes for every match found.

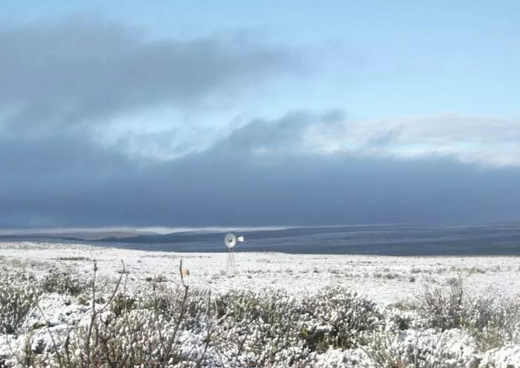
[0,272,40,335]
[299,287,383,351]
[213,289,308,367]
[418,277,466,330]
[417,277,520,355]
[110,292,137,317]
[467,298,520,352]
[37,309,206,367]
[3,264,519,368]
[363,331,463,368]
[41,269,90,296]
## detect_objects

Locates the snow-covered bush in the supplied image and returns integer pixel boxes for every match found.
[137,284,210,335]
[37,309,208,367]
[213,289,310,367]
[363,330,467,368]
[18,276,213,367]
[41,269,91,296]
[468,297,520,352]
[418,277,467,330]
[418,277,520,354]
[208,287,383,366]
[0,272,40,334]
[299,287,383,352]
[110,292,137,317]
[418,277,496,332]
[388,312,413,331]
[2,266,519,367]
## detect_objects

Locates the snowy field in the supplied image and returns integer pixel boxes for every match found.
[2,241,520,305]
[1,241,520,367]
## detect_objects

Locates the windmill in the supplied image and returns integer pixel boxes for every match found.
[224,233,244,276]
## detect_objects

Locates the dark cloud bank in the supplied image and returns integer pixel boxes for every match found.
[2,117,519,228]
[0,17,296,131]
[1,18,519,228]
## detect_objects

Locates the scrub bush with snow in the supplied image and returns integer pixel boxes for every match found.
[213,289,310,366]
[0,272,40,335]
[298,288,382,352]
[1,264,520,367]
[41,269,91,297]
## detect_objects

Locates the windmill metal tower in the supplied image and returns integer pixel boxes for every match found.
[224,233,244,276]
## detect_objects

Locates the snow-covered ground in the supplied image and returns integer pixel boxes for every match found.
[1,241,519,305]
[1,241,520,367]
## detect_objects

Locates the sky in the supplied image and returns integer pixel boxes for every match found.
[0,1,519,228]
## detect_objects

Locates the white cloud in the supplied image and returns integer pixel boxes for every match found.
[267,113,520,167]
[104,112,520,168]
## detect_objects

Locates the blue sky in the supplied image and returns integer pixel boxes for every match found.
[0,1,519,227]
